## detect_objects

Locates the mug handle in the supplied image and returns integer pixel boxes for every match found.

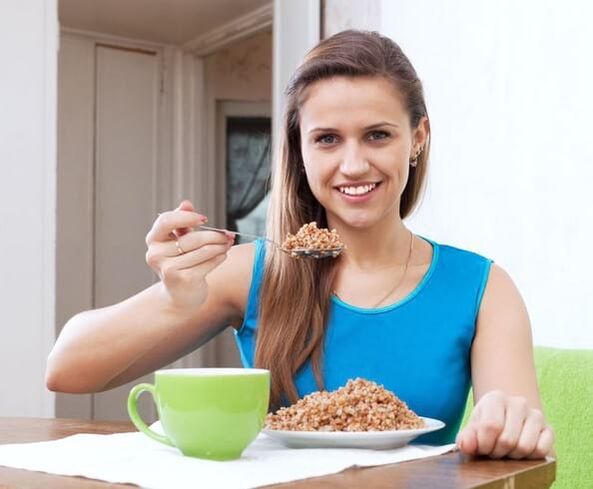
[127,383,174,447]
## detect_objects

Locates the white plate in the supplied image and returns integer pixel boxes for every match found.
[262,417,445,450]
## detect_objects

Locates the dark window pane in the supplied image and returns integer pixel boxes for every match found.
[225,117,271,244]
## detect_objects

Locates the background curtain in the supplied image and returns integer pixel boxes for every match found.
[226,117,271,234]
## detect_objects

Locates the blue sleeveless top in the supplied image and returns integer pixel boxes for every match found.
[234,238,492,445]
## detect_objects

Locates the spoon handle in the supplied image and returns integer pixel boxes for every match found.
[200,225,279,247]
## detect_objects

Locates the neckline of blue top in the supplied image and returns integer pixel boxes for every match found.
[330,236,440,315]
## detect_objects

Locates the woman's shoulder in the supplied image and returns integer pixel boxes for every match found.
[422,237,493,297]
[424,239,524,314]
[426,237,493,265]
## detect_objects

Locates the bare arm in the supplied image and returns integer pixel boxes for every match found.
[46,202,254,393]
[471,264,543,409]
[458,264,554,459]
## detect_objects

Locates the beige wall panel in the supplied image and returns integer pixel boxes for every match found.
[55,35,95,418]
[92,45,160,421]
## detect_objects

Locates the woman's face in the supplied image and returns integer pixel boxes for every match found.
[299,75,427,229]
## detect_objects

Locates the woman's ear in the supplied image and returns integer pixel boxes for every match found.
[413,116,430,148]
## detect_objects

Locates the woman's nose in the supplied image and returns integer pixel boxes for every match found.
[339,142,370,177]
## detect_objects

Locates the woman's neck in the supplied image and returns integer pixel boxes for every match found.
[329,216,411,272]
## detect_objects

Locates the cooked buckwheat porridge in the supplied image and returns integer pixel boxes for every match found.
[265,378,425,432]
[281,222,345,256]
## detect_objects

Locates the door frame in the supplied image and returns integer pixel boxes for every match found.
[56,30,172,420]
[54,0,322,419]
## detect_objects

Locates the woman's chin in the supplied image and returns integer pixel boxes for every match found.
[330,212,378,230]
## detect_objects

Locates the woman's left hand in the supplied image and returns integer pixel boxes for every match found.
[456,390,555,459]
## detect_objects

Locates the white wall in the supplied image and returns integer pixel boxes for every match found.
[0,1,58,415]
[381,0,593,348]
[273,0,320,146]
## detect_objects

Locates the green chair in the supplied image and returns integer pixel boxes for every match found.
[461,347,593,488]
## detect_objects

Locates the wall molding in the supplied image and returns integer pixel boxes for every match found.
[272,0,320,151]
[60,26,170,50]
[42,0,59,418]
[182,3,273,56]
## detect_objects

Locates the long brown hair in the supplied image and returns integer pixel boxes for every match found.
[255,30,431,409]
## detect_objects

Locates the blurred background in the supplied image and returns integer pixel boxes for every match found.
[1,0,592,422]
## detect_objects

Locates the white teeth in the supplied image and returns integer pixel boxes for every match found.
[338,183,377,196]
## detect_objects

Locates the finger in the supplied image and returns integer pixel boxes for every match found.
[146,231,232,270]
[456,402,482,454]
[159,251,228,289]
[528,425,555,460]
[474,398,506,456]
[158,198,202,239]
[508,409,545,459]
[147,210,206,244]
[187,250,228,276]
[174,201,202,237]
[165,253,228,286]
[489,397,528,458]
[170,230,234,257]
[167,243,230,271]
[457,422,479,455]
[177,200,195,212]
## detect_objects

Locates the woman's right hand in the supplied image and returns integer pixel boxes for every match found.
[145,200,235,311]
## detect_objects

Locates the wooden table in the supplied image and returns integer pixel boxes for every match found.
[0,417,555,488]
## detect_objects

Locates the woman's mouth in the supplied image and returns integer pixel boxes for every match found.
[335,182,381,201]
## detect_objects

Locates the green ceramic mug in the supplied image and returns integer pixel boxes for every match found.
[127,368,270,460]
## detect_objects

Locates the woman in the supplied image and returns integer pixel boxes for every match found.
[46,30,554,459]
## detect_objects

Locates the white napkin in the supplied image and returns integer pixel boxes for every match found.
[0,423,456,489]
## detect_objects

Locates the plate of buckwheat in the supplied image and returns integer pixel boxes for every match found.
[263,378,445,449]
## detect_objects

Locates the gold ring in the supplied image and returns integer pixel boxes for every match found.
[175,239,185,255]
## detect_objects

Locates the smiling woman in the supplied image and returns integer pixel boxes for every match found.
[47,29,554,461]
[256,37,431,410]
[299,76,427,225]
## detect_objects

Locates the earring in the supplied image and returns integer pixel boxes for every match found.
[409,147,422,167]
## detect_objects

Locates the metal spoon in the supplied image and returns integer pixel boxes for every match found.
[199,225,344,259]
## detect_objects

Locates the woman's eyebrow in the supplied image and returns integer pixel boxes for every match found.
[307,121,399,134]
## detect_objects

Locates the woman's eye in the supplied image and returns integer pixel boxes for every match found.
[316,134,338,145]
[314,131,389,145]
[368,131,390,141]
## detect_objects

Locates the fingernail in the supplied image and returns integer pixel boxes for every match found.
[197,214,208,222]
